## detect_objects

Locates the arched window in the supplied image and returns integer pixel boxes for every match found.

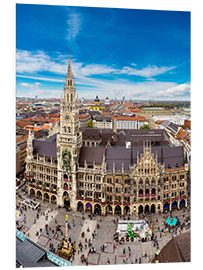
[145,189,149,195]
[71,93,73,102]
[67,94,69,103]
[151,188,156,194]
[145,178,149,185]
[139,189,143,195]
[139,178,143,185]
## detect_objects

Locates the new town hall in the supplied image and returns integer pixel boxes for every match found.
[25,55,189,216]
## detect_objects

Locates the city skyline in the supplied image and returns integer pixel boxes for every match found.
[16,4,190,100]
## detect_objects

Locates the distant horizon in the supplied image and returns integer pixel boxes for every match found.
[16,4,190,101]
[16,96,191,103]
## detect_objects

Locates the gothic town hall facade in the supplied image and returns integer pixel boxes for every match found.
[25,55,189,216]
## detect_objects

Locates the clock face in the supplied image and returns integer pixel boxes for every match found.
[65,114,69,120]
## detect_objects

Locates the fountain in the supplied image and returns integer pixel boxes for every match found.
[165,214,178,228]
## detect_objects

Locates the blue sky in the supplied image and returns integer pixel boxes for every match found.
[16,4,190,100]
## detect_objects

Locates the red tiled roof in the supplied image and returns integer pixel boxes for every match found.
[129,108,141,113]
[155,120,165,124]
[116,116,147,121]
[16,136,26,144]
[79,113,89,119]
[16,121,33,128]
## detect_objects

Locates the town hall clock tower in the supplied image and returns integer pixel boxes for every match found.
[56,54,82,210]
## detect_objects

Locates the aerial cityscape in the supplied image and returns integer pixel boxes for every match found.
[16,4,191,268]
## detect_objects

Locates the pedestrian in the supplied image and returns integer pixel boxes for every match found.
[123,248,125,255]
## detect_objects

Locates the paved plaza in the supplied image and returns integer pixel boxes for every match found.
[16,189,190,266]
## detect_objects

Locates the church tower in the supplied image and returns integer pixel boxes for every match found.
[56,54,82,210]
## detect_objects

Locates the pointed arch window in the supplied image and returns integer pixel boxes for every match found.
[139,178,143,185]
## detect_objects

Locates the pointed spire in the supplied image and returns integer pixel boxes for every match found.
[122,162,124,173]
[67,53,74,78]
[137,151,139,164]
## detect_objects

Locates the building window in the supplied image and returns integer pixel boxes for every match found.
[107,178,112,184]
[87,175,92,181]
[116,178,121,184]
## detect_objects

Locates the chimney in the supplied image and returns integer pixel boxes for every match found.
[126,141,131,149]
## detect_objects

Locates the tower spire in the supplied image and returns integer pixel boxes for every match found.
[67,53,74,78]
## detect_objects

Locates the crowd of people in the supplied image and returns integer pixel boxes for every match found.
[16,187,190,266]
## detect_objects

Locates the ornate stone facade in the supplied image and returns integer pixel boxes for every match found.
[25,54,188,215]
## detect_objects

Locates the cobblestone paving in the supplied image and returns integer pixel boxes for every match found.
[16,190,190,266]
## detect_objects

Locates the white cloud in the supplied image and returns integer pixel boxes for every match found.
[66,12,81,41]
[20,82,41,87]
[17,88,62,99]
[119,65,175,78]
[154,83,190,97]
[16,50,189,100]
[16,50,67,74]
[17,75,189,101]
[16,49,175,79]
[79,64,117,76]
[17,74,64,83]
[35,82,41,86]
[20,82,31,87]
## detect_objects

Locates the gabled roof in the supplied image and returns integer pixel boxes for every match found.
[160,120,171,128]
[33,135,57,158]
[78,146,105,164]
[167,122,180,133]
[106,145,184,171]
[152,231,190,263]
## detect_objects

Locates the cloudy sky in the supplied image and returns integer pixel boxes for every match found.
[16,4,190,100]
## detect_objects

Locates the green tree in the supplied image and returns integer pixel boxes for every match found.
[86,120,93,128]
[140,124,150,129]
